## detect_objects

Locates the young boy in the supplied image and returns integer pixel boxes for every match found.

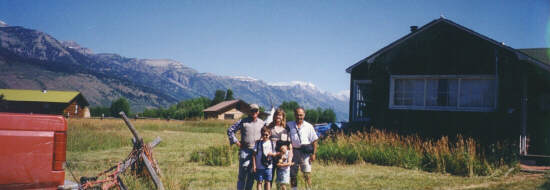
[253,127,277,190]
[276,145,293,190]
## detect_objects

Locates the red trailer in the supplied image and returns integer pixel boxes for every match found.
[0,113,67,190]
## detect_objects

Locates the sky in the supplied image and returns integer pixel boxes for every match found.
[0,0,549,95]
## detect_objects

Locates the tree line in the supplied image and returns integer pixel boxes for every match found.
[90,89,336,124]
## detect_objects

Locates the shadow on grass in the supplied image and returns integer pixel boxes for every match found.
[539,175,550,190]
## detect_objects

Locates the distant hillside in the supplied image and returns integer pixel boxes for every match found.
[0,24,349,120]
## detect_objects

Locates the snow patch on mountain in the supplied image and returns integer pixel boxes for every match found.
[0,20,7,27]
[269,81,318,90]
[228,76,259,82]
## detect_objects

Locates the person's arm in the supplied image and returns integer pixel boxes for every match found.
[310,140,318,162]
[288,144,294,163]
[227,120,243,147]
[252,151,257,173]
[267,142,277,157]
[309,125,319,162]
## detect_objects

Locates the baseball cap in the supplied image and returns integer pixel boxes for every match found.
[250,104,260,111]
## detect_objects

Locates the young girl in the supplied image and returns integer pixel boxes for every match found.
[253,127,277,190]
[276,145,293,190]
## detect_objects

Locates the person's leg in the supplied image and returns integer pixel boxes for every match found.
[303,172,311,190]
[290,163,299,189]
[245,167,255,190]
[242,149,255,190]
[256,180,263,190]
[237,149,247,190]
[301,154,312,190]
[290,149,301,190]
[271,165,277,188]
[256,168,264,190]
[265,168,273,190]
[265,181,271,190]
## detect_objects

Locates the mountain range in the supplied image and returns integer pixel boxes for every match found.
[0,21,349,120]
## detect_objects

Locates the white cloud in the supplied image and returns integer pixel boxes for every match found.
[333,90,350,101]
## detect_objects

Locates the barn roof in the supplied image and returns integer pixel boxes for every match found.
[345,18,550,73]
[203,99,245,112]
[0,89,88,105]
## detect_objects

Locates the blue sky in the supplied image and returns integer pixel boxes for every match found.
[1,0,548,95]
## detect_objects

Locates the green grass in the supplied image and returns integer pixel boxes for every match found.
[65,118,548,189]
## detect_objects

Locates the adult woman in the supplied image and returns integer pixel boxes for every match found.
[266,108,293,189]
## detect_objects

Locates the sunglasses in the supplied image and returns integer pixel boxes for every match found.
[262,133,270,137]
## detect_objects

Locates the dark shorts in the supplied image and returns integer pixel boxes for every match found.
[255,168,273,182]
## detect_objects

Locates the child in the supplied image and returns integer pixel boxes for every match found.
[276,145,293,190]
[253,127,277,190]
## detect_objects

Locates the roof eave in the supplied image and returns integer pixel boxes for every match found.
[515,51,550,72]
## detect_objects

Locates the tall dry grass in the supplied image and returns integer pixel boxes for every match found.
[316,128,518,176]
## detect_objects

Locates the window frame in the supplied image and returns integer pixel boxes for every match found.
[389,75,497,112]
[352,80,372,121]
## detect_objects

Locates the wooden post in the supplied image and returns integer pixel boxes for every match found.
[141,152,165,190]
[119,112,143,143]
[119,137,161,173]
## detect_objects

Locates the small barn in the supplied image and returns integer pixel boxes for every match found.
[203,99,270,120]
[203,100,251,120]
[346,18,550,155]
[0,89,90,118]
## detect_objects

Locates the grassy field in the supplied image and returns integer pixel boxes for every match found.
[65,118,550,190]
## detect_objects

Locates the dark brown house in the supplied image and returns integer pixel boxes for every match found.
[346,18,550,155]
[0,89,90,118]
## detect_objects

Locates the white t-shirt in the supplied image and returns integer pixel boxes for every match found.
[254,140,274,169]
[287,121,319,148]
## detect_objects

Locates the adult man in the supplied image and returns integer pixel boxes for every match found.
[227,104,265,190]
[288,107,318,190]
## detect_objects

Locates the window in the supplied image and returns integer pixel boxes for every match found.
[224,114,234,120]
[390,75,496,111]
[352,80,372,121]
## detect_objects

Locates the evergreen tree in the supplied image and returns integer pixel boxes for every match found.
[110,97,130,117]
[90,106,111,117]
[320,108,336,123]
[305,108,320,124]
[211,90,226,106]
[225,89,235,100]
[279,101,300,112]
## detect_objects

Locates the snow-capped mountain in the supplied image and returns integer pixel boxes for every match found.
[0,24,349,120]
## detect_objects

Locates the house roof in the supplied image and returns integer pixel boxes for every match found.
[345,17,550,73]
[203,99,245,112]
[0,89,88,105]
[518,48,550,66]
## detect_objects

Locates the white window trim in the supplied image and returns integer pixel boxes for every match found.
[389,75,497,112]
[352,80,372,121]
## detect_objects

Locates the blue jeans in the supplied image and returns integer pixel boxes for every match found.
[237,149,255,190]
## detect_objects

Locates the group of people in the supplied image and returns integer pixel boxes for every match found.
[227,104,319,190]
